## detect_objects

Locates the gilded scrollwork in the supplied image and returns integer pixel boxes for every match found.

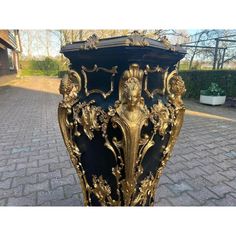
[150,100,170,136]
[81,65,118,99]
[58,70,90,205]
[152,71,186,202]
[144,65,168,98]
[58,63,185,206]
[167,71,186,108]
[59,70,81,108]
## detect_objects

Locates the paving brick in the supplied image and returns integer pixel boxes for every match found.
[51,194,82,206]
[165,162,187,173]
[12,174,37,188]
[51,175,75,189]
[183,159,203,169]
[188,187,220,205]
[11,146,30,154]
[224,179,236,190]
[16,160,38,170]
[0,159,7,167]
[211,153,231,162]
[168,192,200,206]
[219,168,236,181]
[73,174,80,184]
[225,150,236,158]
[26,165,49,175]
[57,154,70,163]
[203,172,228,185]
[1,168,26,181]
[208,183,233,198]
[167,171,190,183]
[168,181,193,195]
[39,201,52,206]
[61,167,77,177]
[24,180,50,195]
[199,163,223,175]
[169,154,186,164]
[8,192,37,206]
[49,161,72,171]
[181,153,200,161]
[38,157,59,167]
[29,153,50,161]
[38,169,61,182]
[0,185,23,199]
[154,198,173,206]
[207,148,225,155]
[155,184,176,199]
[215,160,235,170]
[0,164,16,173]
[0,178,12,189]
[208,194,236,206]
[37,187,65,205]
[158,174,174,185]
[64,184,82,198]
[7,156,28,165]
[203,200,218,206]
[229,192,236,199]
[179,147,196,155]
[198,156,219,165]
[0,198,7,206]
[183,166,208,179]
[193,145,208,152]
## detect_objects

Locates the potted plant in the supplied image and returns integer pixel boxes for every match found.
[200,82,226,105]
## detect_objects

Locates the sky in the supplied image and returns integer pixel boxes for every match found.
[20,29,200,58]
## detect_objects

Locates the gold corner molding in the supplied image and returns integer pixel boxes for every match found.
[58,63,186,206]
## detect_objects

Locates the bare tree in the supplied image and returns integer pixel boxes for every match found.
[183,29,236,69]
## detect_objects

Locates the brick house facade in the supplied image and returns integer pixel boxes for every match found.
[0,30,22,76]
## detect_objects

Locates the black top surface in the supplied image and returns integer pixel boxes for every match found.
[61,35,186,69]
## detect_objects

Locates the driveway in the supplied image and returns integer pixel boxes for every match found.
[0,76,236,206]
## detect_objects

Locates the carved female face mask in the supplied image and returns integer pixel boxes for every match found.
[123,77,141,109]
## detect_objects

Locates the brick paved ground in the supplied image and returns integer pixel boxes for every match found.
[0,76,236,206]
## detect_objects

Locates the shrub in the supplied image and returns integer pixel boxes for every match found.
[179,70,236,98]
[58,70,68,78]
[200,83,225,96]
[20,57,61,76]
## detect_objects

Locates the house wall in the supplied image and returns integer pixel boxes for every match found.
[0,48,17,76]
[0,30,20,77]
[0,48,9,76]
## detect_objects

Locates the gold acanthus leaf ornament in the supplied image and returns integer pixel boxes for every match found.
[158,35,176,51]
[58,63,186,206]
[127,31,150,47]
[80,34,99,50]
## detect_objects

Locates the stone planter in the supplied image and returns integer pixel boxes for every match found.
[58,32,186,206]
[200,95,226,105]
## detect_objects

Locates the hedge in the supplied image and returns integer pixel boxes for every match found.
[21,69,59,76]
[179,70,236,98]
[58,70,68,78]
[21,57,61,76]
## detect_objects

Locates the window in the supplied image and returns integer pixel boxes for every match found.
[7,48,14,70]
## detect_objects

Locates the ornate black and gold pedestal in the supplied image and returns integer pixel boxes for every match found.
[58,32,186,206]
